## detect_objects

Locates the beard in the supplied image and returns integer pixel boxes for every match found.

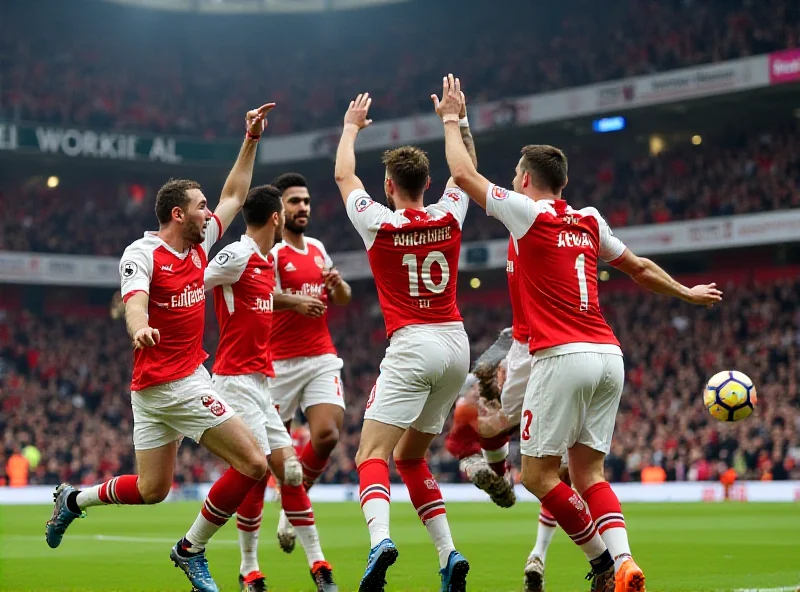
[185,223,205,245]
[284,217,306,234]
[274,226,283,243]
[386,194,397,212]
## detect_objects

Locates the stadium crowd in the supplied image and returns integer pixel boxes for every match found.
[1,127,798,256]
[1,0,797,136]
[2,276,798,488]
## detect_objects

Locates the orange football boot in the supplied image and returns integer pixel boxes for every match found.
[614,558,645,592]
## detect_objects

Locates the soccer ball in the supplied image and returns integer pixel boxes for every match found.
[703,370,757,422]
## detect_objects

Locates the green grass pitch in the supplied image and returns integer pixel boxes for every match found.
[2,501,799,591]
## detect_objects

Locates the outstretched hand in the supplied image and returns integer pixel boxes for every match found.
[344,93,373,130]
[431,74,464,121]
[245,103,276,137]
[686,283,723,306]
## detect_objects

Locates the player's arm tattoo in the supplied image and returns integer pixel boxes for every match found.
[460,125,478,168]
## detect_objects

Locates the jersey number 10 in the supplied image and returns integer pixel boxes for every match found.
[402,251,450,297]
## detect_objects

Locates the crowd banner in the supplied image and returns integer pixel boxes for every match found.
[257,54,770,165]
[1,209,800,286]
[3,481,799,505]
[0,55,775,167]
[769,48,800,85]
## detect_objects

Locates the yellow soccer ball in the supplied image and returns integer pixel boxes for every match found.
[703,370,757,422]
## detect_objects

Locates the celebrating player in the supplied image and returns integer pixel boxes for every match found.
[203,184,336,592]
[445,326,567,592]
[435,75,722,592]
[267,172,352,552]
[45,104,277,592]
[335,92,476,592]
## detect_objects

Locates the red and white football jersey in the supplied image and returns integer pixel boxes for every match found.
[269,238,337,360]
[486,184,627,356]
[119,214,223,391]
[506,235,530,344]
[205,235,276,377]
[346,187,468,337]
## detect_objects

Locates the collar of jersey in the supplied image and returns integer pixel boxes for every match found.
[142,232,190,259]
[280,238,309,255]
[241,234,272,262]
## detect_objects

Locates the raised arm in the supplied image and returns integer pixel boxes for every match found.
[612,250,723,306]
[334,93,373,203]
[433,75,491,208]
[213,103,276,230]
[445,91,478,189]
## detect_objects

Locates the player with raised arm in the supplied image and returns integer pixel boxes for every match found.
[335,93,476,592]
[434,75,722,592]
[267,172,352,553]
[204,184,336,592]
[45,104,278,592]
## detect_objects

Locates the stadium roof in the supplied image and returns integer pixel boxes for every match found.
[97,0,410,13]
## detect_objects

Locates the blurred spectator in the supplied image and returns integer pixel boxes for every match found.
[1,126,798,255]
[6,445,29,487]
[1,0,798,136]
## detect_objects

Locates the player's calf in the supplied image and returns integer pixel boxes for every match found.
[522,457,614,580]
[236,474,267,582]
[479,432,511,476]
[302,403,344,489]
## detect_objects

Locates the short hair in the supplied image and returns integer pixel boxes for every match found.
[381,146,430,195]
[519,145,568,193]
[272,172,308,195]
[242,184,283,228]
[155,179,201,224]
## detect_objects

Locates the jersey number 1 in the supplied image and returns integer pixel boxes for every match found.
[402,251,450,297]
[575,254,589,311]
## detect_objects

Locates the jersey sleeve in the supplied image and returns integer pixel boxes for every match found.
[485,184,539,240]
[204,245,248,290]
[583,208,627,263]
[119,243,153,301]
[269,244,283,292]
[345,189,393,250]
[437,187,470,227]
[201,213,224,255]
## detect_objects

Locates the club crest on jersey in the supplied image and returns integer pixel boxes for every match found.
[491,186,509,200]
[314,255,325,269]
[201,395,227,417]
[190,248,202,269]
[121,261,137,278]
[557,231,593,248]
[355,197,374,213]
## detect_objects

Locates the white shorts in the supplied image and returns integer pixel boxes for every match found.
[500,338,531,427]
[131,365,236,451]
[520,350,624,459]
[365,323,470,434]
[211,373,293,455]
[268,354,345,424]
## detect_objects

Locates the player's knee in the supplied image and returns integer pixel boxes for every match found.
[312,424,340,455]
[138,480,171,504]
[521,467,558,499]
[237,452,269,480]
